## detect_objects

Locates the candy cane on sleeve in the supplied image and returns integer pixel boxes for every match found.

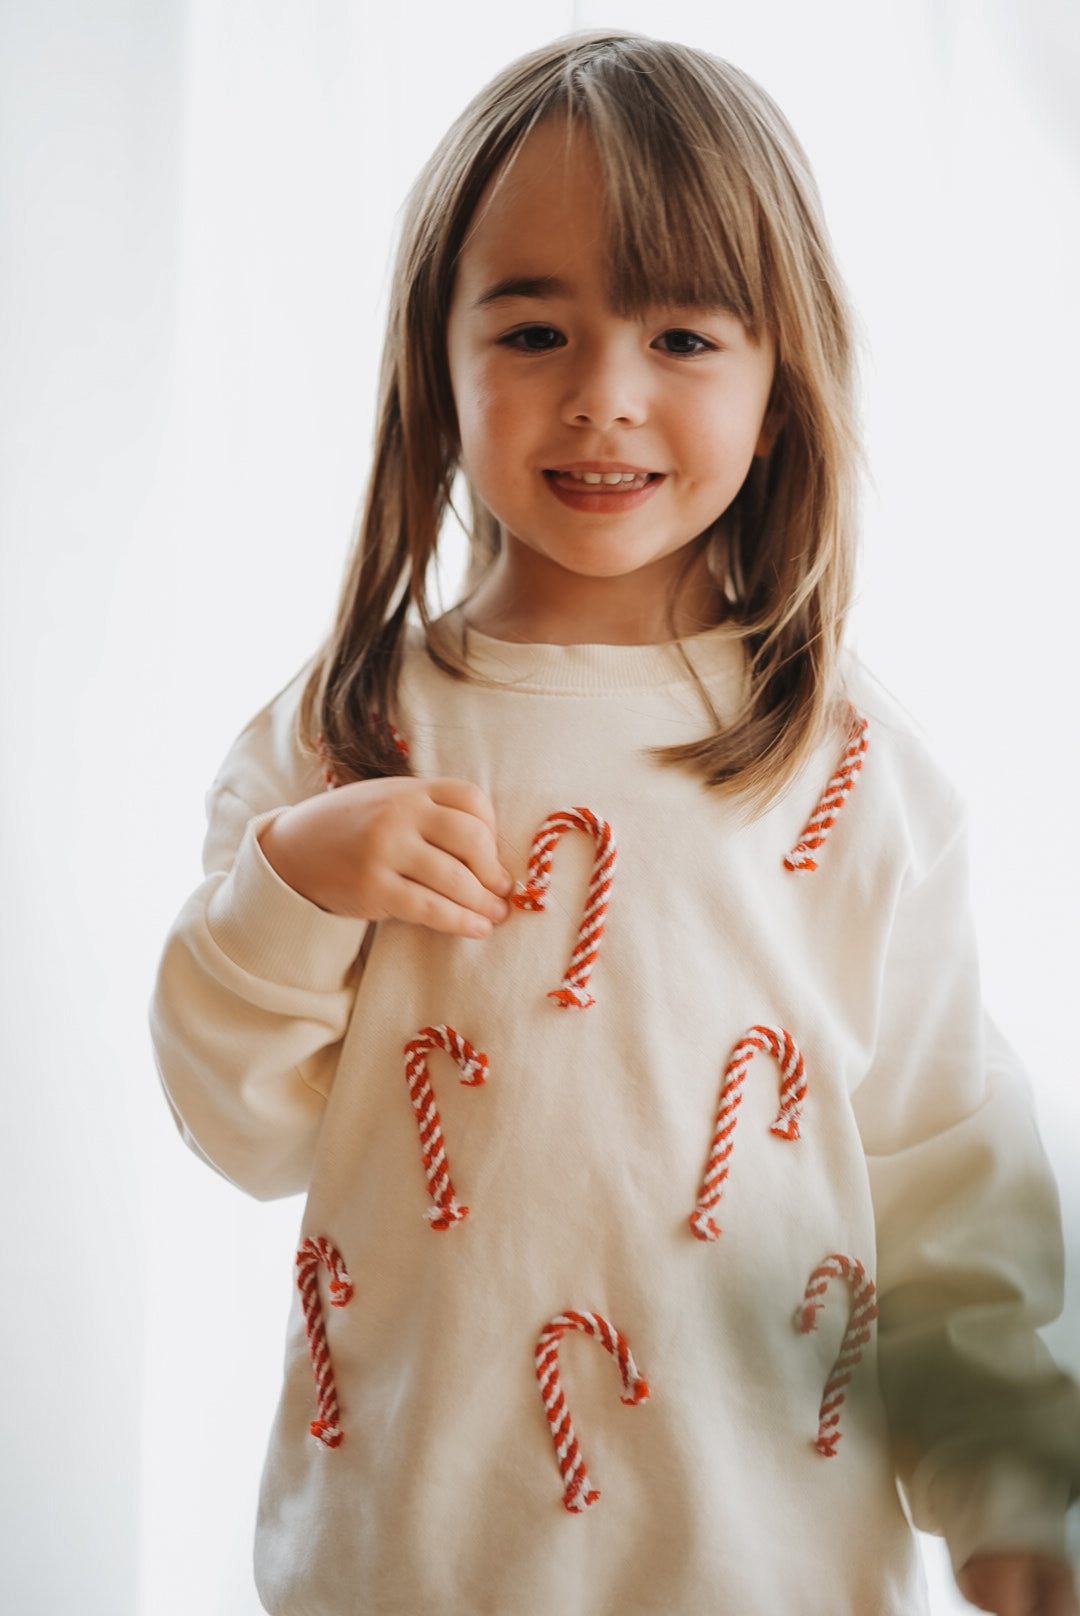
[784,713,869,872]
[296,1236,354,1448]
[404,1025,489,1229]
[535,1311,650,1512]
[511,808,617,1008]
[690,1025,807,1242]
[795,1253,878,1456]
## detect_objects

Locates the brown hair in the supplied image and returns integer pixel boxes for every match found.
[302,32,860,802]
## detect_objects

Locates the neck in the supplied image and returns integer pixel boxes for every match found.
[463,539,726,647]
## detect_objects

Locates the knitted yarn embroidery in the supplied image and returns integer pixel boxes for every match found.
[535,1311,650,1512]
[511,808,617,1009]
[296,1236,354,1448]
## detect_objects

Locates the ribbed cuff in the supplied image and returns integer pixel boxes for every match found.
[206,808,367,990]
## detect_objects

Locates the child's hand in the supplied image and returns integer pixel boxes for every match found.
[259,777,513,938]
[957,1553,1079,1615]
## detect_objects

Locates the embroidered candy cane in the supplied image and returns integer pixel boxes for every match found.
[784,712,869,872]
[795,1253,878,1456]
[690,1025,807,1242]
[296,1236,354,1448]
[404,1025,489,1229]
[511,808,617,1008]
[316,722,409,789]
[316,734,339,791]
[535,1311,650,1512]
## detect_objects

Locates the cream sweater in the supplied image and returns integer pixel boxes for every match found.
[152,620,1078,1615]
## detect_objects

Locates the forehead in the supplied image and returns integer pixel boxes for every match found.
[454,121,607,291]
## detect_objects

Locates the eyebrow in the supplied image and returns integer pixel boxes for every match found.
[473,275,571,310]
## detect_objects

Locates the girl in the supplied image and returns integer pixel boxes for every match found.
[152,33,1080,1616]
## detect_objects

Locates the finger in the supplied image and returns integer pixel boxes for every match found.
[388,875,500,940]
[400,843,510,926]
[1039,1561,1080,1616]
[957,1555,1033,1616]
[957,1561,1015,1613]
[422,800,513,897]
[426,777,498,833]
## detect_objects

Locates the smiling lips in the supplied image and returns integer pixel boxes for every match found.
[544,465,662,511]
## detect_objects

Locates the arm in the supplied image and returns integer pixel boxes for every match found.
[152,802,369,1199]
[852,815,1080,1592]
[152,725,512,1200]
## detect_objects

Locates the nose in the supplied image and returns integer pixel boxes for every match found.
[559,338,647,430]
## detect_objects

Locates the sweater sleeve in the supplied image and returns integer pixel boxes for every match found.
[852,813,1080,1569]
[151,777,368,1201]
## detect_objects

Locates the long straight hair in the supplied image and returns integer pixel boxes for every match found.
[302,33,861,802]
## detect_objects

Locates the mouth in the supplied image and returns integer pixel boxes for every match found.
[543,466,663,510]
[545,466,659,491]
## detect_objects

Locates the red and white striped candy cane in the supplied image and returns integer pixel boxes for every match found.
[784,712,869,872]
[511,808,617,1009]
[296,1236,354,1449]
[535,1311,650,1512]
[795,1253,878,1456]
[403,1024,489,1230]
[690,1025,807,1242]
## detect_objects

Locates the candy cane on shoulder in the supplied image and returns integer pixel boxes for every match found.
[296,1236,354,1448]
[404,1024,489,1229]
[690,1025,807,1241]
[511,808,617,1008]
[535,1311,650,1512]
[795,1253,878,1456]
[784,712,869,872]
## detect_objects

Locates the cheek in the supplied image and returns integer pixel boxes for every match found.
[448,339,498,467]
[456,402,499,482]
[679,412,752,477]
[690,387,772,471]
[456,373,527,471]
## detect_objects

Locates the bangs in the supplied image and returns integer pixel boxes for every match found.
[591,109,765,330]
[534,44,783,334]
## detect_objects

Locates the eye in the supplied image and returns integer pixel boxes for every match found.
[654,328,716,357]
[499,325,565,353]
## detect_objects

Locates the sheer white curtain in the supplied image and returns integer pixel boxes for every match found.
[1,3,1077,1612]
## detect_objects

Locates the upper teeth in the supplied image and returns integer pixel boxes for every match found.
[567,470,643,485]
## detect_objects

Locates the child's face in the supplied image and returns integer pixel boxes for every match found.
[446,119,776,638]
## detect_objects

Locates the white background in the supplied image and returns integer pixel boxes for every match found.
[1,1,1077,1611]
